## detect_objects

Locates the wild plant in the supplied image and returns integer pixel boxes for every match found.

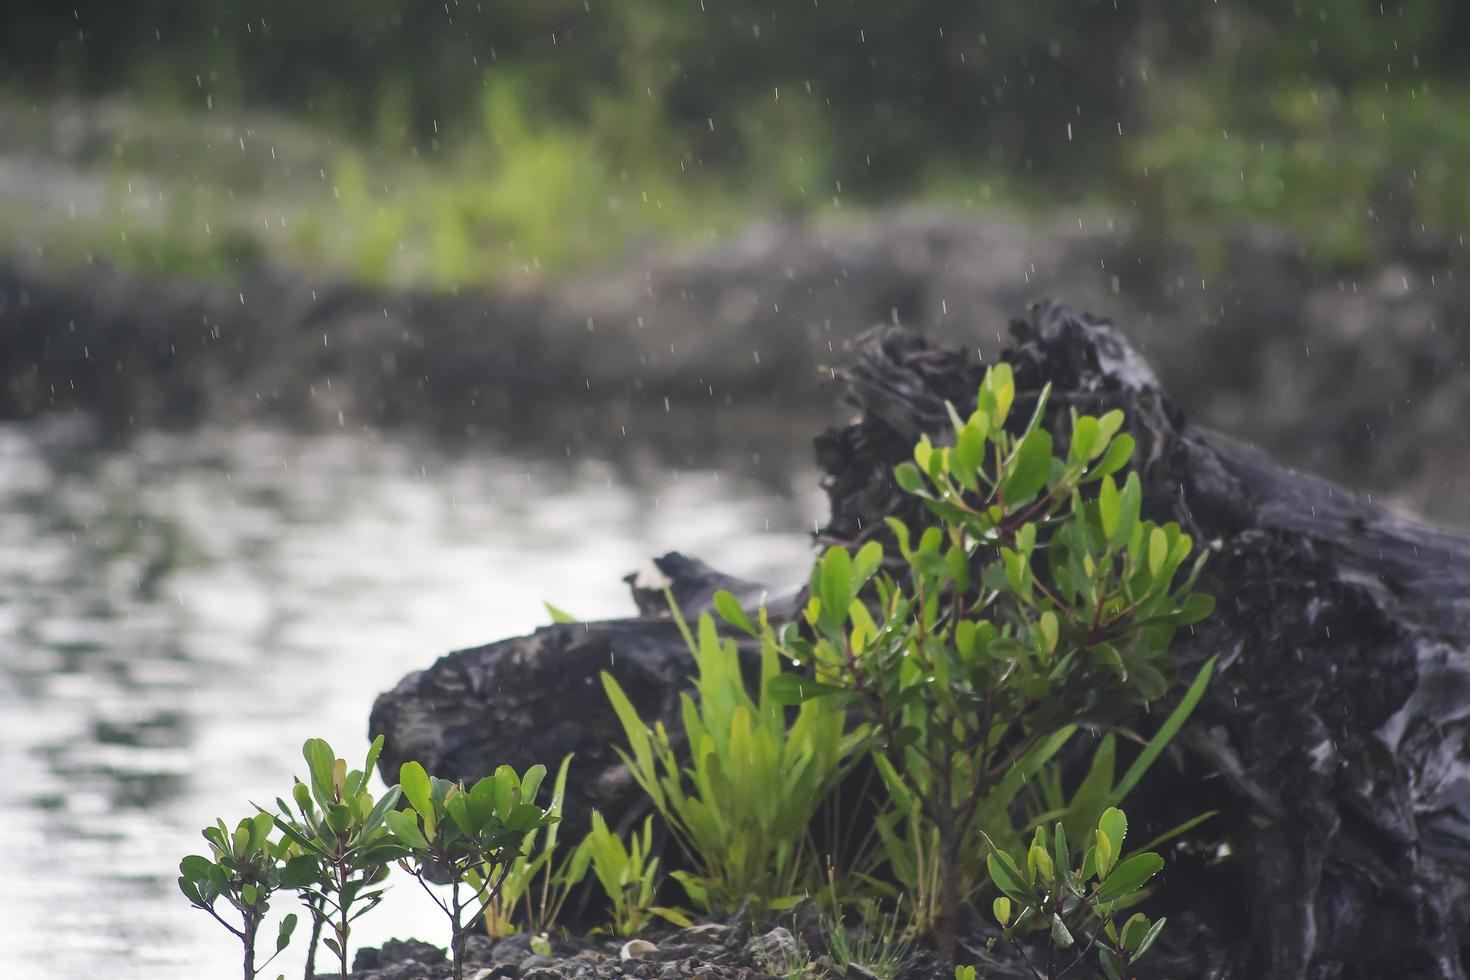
[602,593,868,913]
[983,806,1168,980]
[569,810,688,935]
[385,761,557,980]
[819,894,914,980]
[177,811,298,980]
[267,736,406,979]
[731,362,1215,959]
[478,753,579,940]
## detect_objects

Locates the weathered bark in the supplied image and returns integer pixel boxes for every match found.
[372,301,1470,978]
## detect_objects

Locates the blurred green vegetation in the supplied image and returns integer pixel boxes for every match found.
[2,0,1467,284]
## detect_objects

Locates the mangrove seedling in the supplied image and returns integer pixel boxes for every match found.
[178,811,298,980]
[268,736,406,979]
[740,363,1214,959]
[386,760,557,980]
[479,753,580,940]
[984,806,1168,980]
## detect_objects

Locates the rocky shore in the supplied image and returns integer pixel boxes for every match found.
[4,209,1470,523]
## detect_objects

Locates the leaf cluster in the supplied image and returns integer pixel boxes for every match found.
[178,812,298,980]
[715,363,1215,958]
[602,595,868,913]
[984,807,1167,980]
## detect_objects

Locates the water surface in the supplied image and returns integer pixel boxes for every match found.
[0,424,822,979]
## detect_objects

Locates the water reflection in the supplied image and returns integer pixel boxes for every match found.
[0,424,823,979]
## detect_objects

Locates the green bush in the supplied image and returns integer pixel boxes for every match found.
[980,806,1169,980]
[569,811,687,936]
[727,363,1214,959]
[602,595,868,914]
[478,754,579,941]
[267,736,407,979]
[177,812,298,980]
[387,761,558,980]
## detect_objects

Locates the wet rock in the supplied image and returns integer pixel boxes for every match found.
[7,211,1470,525]
[350,937,448,977]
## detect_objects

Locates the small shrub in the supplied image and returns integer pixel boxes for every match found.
[570,810,690,936]
[386,761,558,980]
[478,753,579,940]
[982,806,1168,980]
[268,736,406,980]
[177,812,298,980]
[602,593,868,913]
[734,363,1215,959]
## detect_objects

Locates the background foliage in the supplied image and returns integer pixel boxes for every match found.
[3,2,1465,279]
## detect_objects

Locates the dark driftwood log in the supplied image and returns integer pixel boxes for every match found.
[371,302,1470,978]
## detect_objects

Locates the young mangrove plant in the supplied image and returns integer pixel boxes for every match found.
[984,806,1168,980]
[570,810,688,935]
[478,753,579,941]
[178,811,298,980]
[603,594,868,913]
[268,736,406,979]
[386,760,557,980]
[729,363,1215,959]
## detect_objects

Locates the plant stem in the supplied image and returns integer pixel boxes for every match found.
[935,801,960,965]
[451,877,465,980]
[337,858,351,979]
[303,900,323,980]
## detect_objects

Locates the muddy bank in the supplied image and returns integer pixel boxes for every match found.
[3,209,1469,521]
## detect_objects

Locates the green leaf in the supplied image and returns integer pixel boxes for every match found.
[1049,913,1074,949]
[986,850,1034,904]
[1110,656,1217,805]
[1147,526,1168,577]
[399,761,433,819]
[712,590,755,635]
[1098,852,1165,901]
[1135,916,1167,958]
[280,854,320,889]
[303,738,337,809]
[1121,913,1150,951]
[1177,593,1216,625]
[326,803,353,834]
[1098,475,1120,539]
[765,673,850,704]
[545,602,579,624]
[179,854,214,882]
[1094,828,1115,879]
[992,896,1012,927]
[1088,434,1134,482]
[1052,823,1070,884]
[894,462,925,495]
[384,809,428,851]
[1037,611,1059,655]
[819,547,853,627]
[1070,415,1100,465]
[1099,947,1125,980]
[1099,808,1128,856]
[853,540,885,590]
[1002,429,1054,505]
[277,913,298,952]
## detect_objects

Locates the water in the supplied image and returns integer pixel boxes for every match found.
[0,424,823,979]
